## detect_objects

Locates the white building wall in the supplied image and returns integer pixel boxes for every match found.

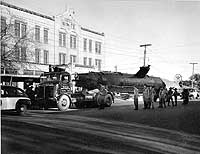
[1,2,105,76]
[80,29,105,71]
[1,3,55,71]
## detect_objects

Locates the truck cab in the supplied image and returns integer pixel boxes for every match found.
[35,71,73,111]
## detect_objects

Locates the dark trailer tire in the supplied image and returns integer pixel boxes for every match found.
[97,94,113,108]
[105,94,113,107]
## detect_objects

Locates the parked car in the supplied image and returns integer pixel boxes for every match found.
[0,85,31,115]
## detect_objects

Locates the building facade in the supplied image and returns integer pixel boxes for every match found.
[0,1,105,89]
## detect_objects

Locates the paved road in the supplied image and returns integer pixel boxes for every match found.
[2,99,200,154]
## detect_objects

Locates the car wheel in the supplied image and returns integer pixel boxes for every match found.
[16,104,27,115]
[57,95,71,111]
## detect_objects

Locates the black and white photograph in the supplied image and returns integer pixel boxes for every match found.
[1,0,200,153]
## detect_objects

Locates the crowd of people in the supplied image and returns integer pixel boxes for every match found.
[133,85,190,110]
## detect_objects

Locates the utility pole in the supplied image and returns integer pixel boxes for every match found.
[140,44,152,66]
[189,62,198,88]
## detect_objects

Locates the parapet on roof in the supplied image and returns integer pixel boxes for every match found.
[0,1,54,21]
[1,1,105,36]
[81,27,105,36]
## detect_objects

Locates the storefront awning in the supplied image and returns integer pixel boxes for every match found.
[1,74,40,83]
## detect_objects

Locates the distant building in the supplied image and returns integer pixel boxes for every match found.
[0,1,105,89]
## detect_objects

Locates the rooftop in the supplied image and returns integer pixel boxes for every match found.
[0,1,54,21]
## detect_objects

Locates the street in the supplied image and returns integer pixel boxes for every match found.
[2,99,200,154]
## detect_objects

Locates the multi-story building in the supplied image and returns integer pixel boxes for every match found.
[0,1,105,89]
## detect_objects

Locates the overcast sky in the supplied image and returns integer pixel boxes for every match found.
[5,0,200,81]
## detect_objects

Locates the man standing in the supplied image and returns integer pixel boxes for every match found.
[25,85,35,103]
[151,86,156,109]
[98,84,107,109]
[159,87,167,108]
[173,88,178,106]
[167,87,174,106]
[143,85,149,109]
[182,88,189,105]
[159,88,163,108]
[133,87,139,110]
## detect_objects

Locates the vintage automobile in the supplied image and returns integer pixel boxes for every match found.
[0,85,31,115]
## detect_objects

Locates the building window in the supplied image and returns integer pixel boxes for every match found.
[89,39,92,52]
[70,35,77,49]
[95,41,101,54]
[21,47,26,62]
[14,21,20,37]
[59,32,66,47]
[95,59,101,71]
[59,53,66,64]
[14,20,27,38]
[89,58,92,66]
[83,57,87,66]
[44,28,48,44]
[1,17,6,36]
[13,46,26,62]
[35,49,40,63]
[1,43,6,58]
[83,38,87,51]
[35,26,40,42]
[21,23,26,38]
[70,55,76,64]
[71,23,75,30]
[44,50,49,64]
[15,46,20,61]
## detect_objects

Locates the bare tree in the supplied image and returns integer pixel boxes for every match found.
[1,9,37,73]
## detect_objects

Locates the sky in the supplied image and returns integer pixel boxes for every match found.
[4,0,200,81]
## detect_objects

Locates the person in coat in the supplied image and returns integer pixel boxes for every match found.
[150,86,156,109]
[182,88,189,105]
[173,88,178,106]
[167,87,174,106]
[133,87,139,110]
[143,85,150,109]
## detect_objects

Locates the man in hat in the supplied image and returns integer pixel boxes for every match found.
[173,88,178,106]
[143,85,149,109]
[167,87,174,107]
[133,87,139,110]
[150,86,156,109]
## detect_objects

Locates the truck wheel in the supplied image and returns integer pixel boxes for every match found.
[16,104,27,115]
[104,94,113,107]
[57,95,70,111]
